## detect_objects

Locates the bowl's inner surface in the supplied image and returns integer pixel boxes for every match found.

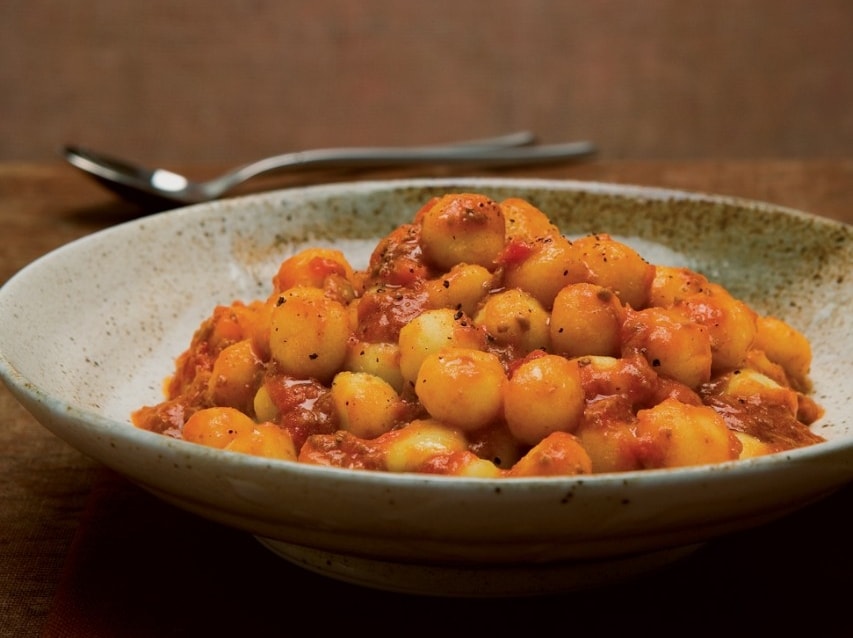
[2,179,851,445]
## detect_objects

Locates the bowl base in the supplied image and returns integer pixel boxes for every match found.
[255,536,703,597]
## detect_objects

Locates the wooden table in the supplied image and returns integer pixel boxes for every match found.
[2,160,851,637]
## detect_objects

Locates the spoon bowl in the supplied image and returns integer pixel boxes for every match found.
[62,133,596,209]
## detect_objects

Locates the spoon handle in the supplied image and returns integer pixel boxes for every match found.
[432,131,538,148]
[225,141,596,189]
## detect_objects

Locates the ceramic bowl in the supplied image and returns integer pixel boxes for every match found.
[1,178,851,597]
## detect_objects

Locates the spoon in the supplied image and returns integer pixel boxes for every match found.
[63,133,596,209]
[63,131,538,209]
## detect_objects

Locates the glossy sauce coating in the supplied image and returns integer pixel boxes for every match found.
[133,193,824,476]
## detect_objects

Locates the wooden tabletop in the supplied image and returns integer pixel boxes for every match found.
[1,160,851,637]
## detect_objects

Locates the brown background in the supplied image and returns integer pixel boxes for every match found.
[2,0,851,164]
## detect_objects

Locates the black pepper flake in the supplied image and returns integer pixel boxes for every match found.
[443,279,450,288]
[276,296,286,306]
[652,358,661,367]
[453,310,464,320]
[309,353,319,360]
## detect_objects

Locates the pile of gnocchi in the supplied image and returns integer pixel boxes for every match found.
[133,193,824,477]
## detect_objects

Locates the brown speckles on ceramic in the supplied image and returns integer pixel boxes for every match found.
[0,177,850,596]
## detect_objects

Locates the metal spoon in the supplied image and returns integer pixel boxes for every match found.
[62,133,595,209]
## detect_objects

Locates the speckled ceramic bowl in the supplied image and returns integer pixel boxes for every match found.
[1,178,851,596]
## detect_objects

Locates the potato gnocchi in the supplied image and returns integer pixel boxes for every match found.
[132,193,825,477]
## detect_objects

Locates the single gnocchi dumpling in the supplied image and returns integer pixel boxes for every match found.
[207,339,263,412]
[224,422,298,461]
[331,371,401,439]
[269,286,350,383]
[272,247,355,293]
[500,197,559,242]
[415,347,505,432]
[576,407,644,474]
[550,282,624,358]
[572,233,655,310]
[508,431,592,477]
[501,233,586,310]
[474,288,550,355]
[424,262,494,317]
[648,265,711,308]
[503,354,585,446]
[182,406,256,449]
[752,315,813,391]
[635,398,739,468]
[383,419,469,473]
[622,306,713,389]
[419,193,506,271]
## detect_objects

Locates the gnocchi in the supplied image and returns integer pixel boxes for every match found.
[133,193,825,477]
